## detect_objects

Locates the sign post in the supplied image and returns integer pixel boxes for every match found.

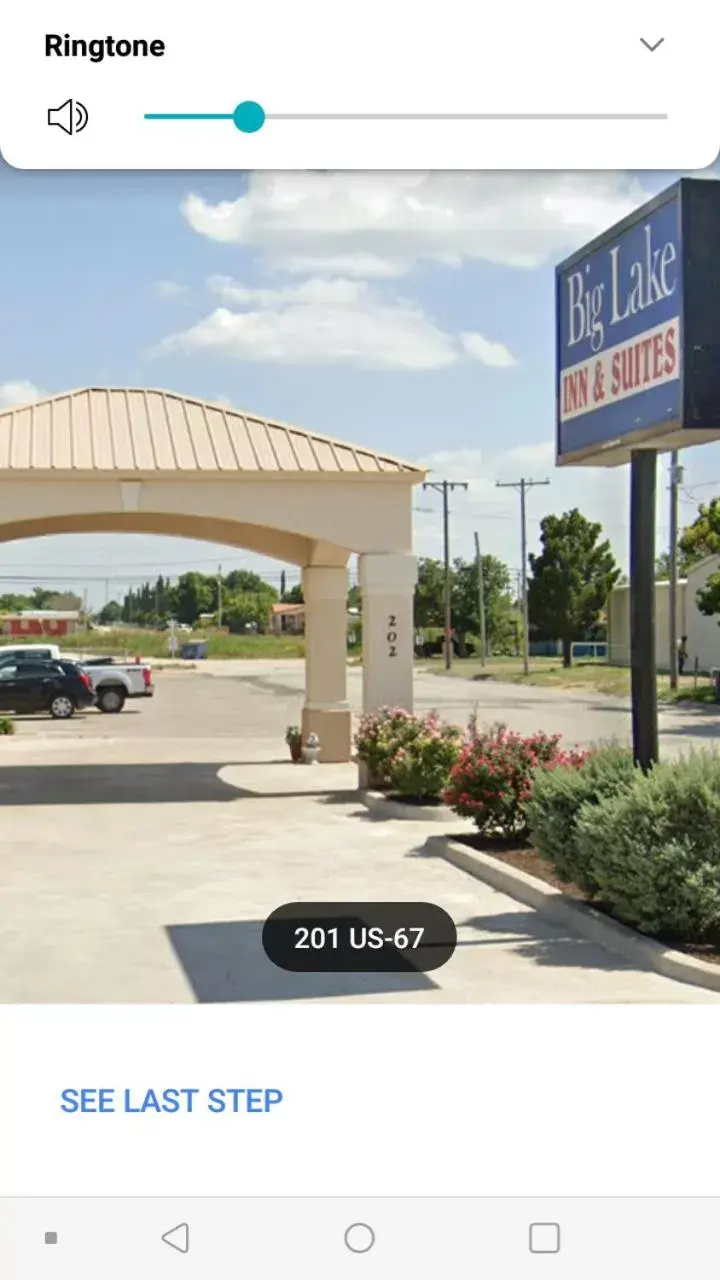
[556,178,720,768]
[629,450,658,768]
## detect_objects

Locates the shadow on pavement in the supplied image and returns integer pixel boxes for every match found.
[166,920,438,1002]
[0,763,248,804]
[658,704,720,739]
[460,911,658,975]
[0,763,362,805]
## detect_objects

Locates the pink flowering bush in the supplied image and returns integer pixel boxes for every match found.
[443,721,588,838]
[354,707,461,794]
[354,706,422,783]
[387,715,462,800]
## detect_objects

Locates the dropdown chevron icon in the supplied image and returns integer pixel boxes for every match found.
[640,36,664,51]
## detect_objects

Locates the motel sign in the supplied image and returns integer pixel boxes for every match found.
[556,178,720,466]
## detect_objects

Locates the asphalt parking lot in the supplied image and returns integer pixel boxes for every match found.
[2,661,719,1004]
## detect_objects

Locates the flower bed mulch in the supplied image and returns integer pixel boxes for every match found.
[454,832,720,966]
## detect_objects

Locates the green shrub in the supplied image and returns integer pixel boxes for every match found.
[527,745,637,894]
[387,722,461,800]
[576,752,720,939]
[0,717,14,735]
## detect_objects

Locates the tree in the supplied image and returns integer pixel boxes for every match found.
[30,587,56,609]
[0,592,31,612]
[167,573,215,625]
[451,555,516,654]
[655,547,704,580]
[224,591,274,633]
[654,552,672,581]
[678,498,720,619]
[528,509,620,667]
[413,558,445,629]
[224,568,277,598]
[678,498,720,564]
[98,600,123,625]
[283,583,304,604]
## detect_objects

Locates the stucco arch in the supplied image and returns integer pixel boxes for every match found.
[0,512,318,568]
[0,388,425,763]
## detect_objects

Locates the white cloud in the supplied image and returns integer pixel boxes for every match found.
[155,280,190,298]
[208,275,363,308]
[501,441,555,469]
[180,172,652,277]
[279,254,408,279]
[155,276,516,371]
[461,332,516,368]
[0,380,45,408]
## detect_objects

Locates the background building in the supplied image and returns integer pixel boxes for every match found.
[607,556,720,673]
[270,603,306,635]
[0,610,83,638]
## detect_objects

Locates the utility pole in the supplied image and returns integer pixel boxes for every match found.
[668,450,682,690]
[217,564,223,628]
[496,477,550,676]
[473,531,487,666]
[423,479,469,669]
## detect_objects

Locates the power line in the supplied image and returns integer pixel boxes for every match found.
[0,553,290,571]
[415,504,637,532]
[414,505,516,522]
[680,478,720,493]
[422,479,469,670]
[495,477,550,676]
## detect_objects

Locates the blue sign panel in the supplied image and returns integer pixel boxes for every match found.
[556,188,682,462]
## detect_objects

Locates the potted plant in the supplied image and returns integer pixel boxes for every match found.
[285,725,303,762]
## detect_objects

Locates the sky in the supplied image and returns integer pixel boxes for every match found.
[1,162,719,608]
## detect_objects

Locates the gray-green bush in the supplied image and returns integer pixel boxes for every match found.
[576,752,720,939]
[526,745,637,895]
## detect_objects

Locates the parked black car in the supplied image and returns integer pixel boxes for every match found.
[0,659,95,719]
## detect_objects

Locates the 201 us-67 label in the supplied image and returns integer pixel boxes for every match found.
[262,902,456,973]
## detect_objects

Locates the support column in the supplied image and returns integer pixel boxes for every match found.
[301,565,351,763]
[359,553,418,714]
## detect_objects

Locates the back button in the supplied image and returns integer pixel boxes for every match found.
[162,1223,190,1254]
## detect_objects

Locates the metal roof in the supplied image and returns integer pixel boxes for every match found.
[0,387,424,478]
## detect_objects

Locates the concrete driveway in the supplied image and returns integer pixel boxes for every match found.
[2,661,718,1003]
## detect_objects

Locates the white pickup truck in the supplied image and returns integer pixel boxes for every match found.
[82,658,154,712]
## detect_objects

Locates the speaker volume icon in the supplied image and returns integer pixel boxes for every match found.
[47,99,89,135]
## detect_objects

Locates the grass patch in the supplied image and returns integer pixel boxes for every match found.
[669,683,718,705]
[14,629,308,660]
[417,655,717,704]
